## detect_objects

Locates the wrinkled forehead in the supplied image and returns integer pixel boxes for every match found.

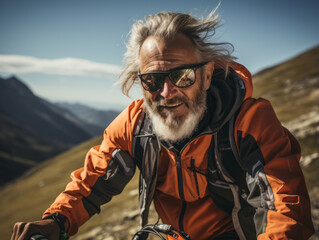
[139,33,199,72]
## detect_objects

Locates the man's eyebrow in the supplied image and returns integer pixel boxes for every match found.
[142,63,199,74]
[172,63,196,69]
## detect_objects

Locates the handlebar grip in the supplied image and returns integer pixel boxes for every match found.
[153,224,172,233]
[29,234,48,240]
[132,231,148,240]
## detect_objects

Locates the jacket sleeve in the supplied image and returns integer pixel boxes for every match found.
[235,98,315,240]
[42,100,144,236]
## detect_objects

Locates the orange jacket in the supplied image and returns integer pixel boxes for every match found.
[43,62,314,239]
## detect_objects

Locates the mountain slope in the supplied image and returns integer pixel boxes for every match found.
[252,45,319,176]
[0,136,102,239]
[0,76,91,145]
[0,113,66,183]
[56,102,120,128]
[41,99,105,137]
[0,136,146,240]
[253,45,319,122]
[0,76,93,184]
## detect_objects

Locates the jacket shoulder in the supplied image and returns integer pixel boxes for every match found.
[234,97,300,167]
[101,99,144,156]
[235,98,283,139]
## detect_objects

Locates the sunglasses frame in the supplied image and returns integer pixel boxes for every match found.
[138,62,208,92]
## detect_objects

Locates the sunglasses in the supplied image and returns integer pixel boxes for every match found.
[138,62,207,92]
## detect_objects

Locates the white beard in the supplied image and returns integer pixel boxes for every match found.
[143,80,207,142]
[147,105,205,142]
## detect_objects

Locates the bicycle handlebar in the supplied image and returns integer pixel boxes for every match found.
[29,235,48,240]
[29,224,192,240]
[132,224,192,240]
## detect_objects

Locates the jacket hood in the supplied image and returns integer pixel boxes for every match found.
[207,62,253,132]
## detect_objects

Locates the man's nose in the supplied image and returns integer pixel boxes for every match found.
[160,78,178,99]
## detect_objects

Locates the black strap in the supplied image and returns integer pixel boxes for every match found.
[215,114,245,185]
[42,212,66,232]
[42,212,69,240]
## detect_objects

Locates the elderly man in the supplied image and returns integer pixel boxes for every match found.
[12,9,314,240]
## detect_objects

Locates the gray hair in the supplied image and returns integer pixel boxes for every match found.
[119,7,235,96]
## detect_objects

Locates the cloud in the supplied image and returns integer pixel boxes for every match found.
[0,55,122,77]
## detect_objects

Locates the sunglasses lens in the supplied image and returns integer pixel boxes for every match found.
[140,74,165,91]
[140,64,203,92]
[169,68,195,87]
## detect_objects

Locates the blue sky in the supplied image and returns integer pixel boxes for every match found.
[0,0,318,110]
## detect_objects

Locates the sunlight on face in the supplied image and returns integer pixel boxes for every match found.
[143,74,207,142]
[139,34,210,142]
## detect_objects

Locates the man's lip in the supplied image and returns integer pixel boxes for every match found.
[160,102,184,109]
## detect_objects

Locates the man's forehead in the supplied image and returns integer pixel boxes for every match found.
[140,34,195,55]
[139,34,198,71]
[141,37,165,56]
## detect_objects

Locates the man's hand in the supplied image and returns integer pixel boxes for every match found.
[11,219,60,240]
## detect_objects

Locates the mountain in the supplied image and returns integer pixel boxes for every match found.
[0,76,121,185]
[0,76,92,145]
[0,46,318,240]
[56,102,120,128]
[253,45,319,123]
[0,76,92,184]
[41,99,106,137]
[0,113,66,183]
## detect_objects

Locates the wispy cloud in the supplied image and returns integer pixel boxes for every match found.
[0,55,122,77]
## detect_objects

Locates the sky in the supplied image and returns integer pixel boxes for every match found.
[0,0,318,110]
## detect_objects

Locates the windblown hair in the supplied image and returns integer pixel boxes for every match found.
[119,6,235,96]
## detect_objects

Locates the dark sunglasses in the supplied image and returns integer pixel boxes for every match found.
[138,62,207,92]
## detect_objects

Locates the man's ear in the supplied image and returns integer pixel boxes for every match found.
[203,62,214,90]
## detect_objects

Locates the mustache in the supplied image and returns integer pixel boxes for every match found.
[153,95,189,107]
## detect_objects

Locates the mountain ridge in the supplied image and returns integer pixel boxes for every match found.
[56,102,119,128]
[0,76,91,145]
[0,76,119,184]
[253,45,319,78]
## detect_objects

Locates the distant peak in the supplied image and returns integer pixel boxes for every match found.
[1,75,34,97]
[7,75,20,81]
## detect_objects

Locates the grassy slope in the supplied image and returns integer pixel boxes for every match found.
[0,136,140,239]
[253,45,319,122]
[252,45,319,190]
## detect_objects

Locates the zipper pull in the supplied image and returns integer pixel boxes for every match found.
[190,158,196,171]
[174,150,181,168]
[189,158,200,200]
[176,160,181,168]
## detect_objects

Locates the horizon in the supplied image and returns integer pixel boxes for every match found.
[1,0,318,110]
[1,45,317,111]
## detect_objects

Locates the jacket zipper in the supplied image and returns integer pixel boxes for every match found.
[173,150,186,232]
[175,151,185,200]
[171,130,215,233]
[179,201,187,232]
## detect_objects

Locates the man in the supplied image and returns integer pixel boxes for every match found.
[12,9,314,240]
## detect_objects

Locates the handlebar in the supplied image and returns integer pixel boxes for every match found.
[132,224,192,240]
[29,224,192,240]
[29,235,48,240]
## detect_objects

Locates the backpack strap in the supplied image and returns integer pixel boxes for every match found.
[214,113,246,186]
[132,110,146,169]
[214,114,257,239]
[206,112,248,215]
[132,110,161,226]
